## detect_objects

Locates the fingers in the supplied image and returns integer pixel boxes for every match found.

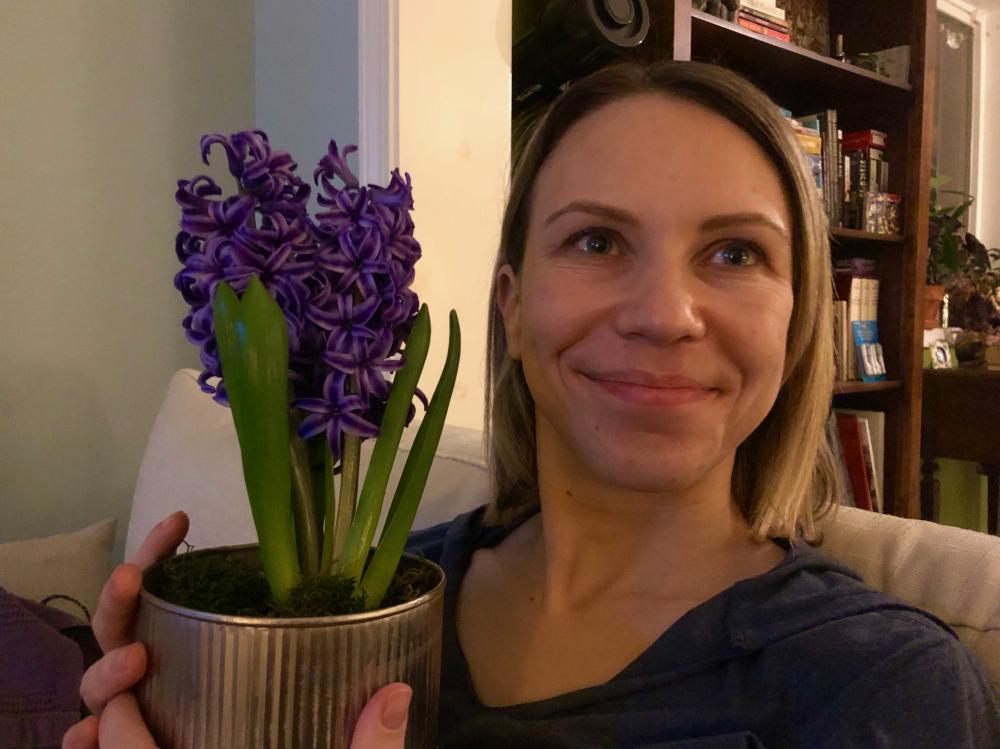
[80,642,148,716]
[130,511,190,570]
[92,563,143,653]
[93,511,188,653]
[349,683,411,749]
[62,715,98,749]
[99,692,159,748]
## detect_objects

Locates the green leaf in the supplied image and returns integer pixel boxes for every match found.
[334,306,431,585]
[212,277,301,602]
[361,310,461,609]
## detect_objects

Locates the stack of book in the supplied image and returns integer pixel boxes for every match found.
[827,409,885,512]
[833,257,886,382]
[843,129,901,234]
[780,110,903,234]
[735,1,790,42]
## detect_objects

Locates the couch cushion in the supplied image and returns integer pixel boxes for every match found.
[0,518,115,621]
[818,505,1000,690]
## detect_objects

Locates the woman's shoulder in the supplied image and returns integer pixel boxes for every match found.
[733,542,999,746]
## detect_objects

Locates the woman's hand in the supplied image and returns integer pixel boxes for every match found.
[62,511,190,749]
[349,683,412,748]
[63,681,412,749]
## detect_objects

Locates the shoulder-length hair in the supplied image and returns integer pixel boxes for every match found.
[484,60,840,542]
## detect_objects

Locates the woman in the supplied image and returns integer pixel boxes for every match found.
[64,61,999,748]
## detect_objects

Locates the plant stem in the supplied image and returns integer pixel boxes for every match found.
[319,439,338,574]
[333,432,361,567]
[288,426,321,576]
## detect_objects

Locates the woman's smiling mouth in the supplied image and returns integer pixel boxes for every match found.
[581,370,718,407]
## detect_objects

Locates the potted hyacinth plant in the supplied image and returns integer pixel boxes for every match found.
[134,130,459,749]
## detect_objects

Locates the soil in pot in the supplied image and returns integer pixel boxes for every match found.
[145,550,439,618]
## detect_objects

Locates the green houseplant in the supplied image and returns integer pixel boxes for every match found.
[135,131,459,748]
[924,173,973,328]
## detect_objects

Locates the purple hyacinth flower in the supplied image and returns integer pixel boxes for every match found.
[307,293,379,350]
[321,329,403,402]
[314,141,360,195]
[202,130,310,204]
[295,372,379,458]
[317,227,388,295]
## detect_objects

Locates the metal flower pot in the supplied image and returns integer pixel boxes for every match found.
[135,545,444,749]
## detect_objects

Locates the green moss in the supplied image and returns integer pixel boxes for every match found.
[150,550,438,618]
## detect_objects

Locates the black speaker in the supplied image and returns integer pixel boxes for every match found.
[512,0,650,116]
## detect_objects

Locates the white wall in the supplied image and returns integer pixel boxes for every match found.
[0,1,254,559]
[977,8,1000,247]
[255,0,358,207]
[397,0,512,430]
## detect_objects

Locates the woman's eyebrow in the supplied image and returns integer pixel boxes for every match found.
[544,202,789,239]
[544,200,638,227]
[700,212,790,239]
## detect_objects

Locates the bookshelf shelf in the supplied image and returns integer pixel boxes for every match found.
[689,10,912,114]
[831,228,904,244]
[834,380,903,395]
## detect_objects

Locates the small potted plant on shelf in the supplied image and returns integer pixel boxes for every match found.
[135,131,459,749]
[925,172,973,328]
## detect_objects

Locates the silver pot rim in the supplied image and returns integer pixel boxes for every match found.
[139,545,445,628]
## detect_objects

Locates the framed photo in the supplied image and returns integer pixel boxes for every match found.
[929,340,957,369]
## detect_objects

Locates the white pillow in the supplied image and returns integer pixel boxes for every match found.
[126,370,487,559]
[0,517,116,621]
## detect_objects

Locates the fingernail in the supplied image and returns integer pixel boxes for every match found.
[381,687,411,731]
[157,511,181,529]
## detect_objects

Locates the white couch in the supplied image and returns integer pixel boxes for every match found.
[128,370,1000,690]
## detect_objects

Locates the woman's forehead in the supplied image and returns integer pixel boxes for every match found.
[530,94,789,227]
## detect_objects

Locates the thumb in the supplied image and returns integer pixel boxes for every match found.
[349,683,411,748]
[99,692,159,748]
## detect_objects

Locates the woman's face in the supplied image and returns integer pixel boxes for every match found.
[497,93,795,496]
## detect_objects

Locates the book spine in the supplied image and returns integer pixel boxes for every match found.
[739,0,786,21]
[833,129,844,226]
[736,8,789,31]
[827,411,856,507]
[736,18,791,41]
[856,417,882,512]
[843,129,888,150]
[835,413,874,511]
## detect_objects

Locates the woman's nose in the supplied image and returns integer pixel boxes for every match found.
[611,259,707,343]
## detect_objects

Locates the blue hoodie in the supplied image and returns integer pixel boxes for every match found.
[407,506,1000,748]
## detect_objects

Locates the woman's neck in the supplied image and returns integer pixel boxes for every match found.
[509,441,784,616]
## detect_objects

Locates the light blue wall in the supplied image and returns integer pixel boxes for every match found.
[0,1,255,562]
[255,0,359,207]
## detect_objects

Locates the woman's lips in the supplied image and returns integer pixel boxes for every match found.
[583,373,717,407]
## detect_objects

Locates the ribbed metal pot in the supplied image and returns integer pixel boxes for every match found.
[135,546,444,749]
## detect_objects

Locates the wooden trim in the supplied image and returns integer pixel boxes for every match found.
[357,0,399,183]
[892,0,936,519]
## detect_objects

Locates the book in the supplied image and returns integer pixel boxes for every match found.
[826,411,856,507]
[737,18,791,42]
[798,110,840,226]
[835,408,885,507]
[736,8,789,32]
[835,413,874,511]
[738,0,786,21]
[833,258,877,380]
[833,300,849,380]
[843,129,888,151]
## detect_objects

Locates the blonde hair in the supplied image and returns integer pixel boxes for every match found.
[485,60,840,542]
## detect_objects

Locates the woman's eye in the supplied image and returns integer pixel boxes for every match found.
[568,229,618,256]
[711,241,762,267]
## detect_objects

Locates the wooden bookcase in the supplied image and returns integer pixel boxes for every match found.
[515,0,935,520]
[644,1,935,520]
